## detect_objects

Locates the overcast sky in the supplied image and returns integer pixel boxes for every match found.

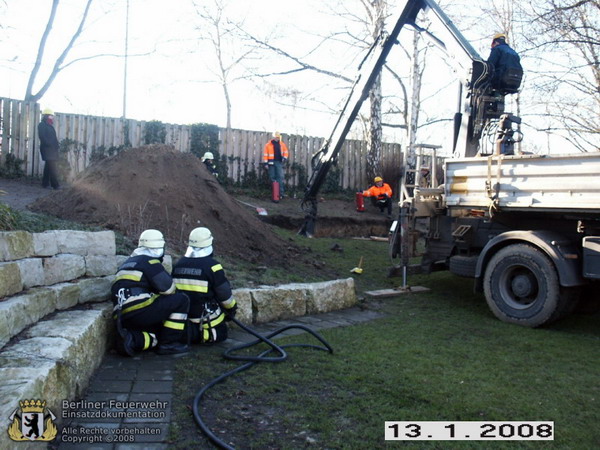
[0,0,572,155]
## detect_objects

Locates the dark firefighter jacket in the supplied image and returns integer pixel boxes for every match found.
[111,255,176,314]
[172,255,236,320]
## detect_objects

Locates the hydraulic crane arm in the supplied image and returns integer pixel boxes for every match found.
[299,0,499,237]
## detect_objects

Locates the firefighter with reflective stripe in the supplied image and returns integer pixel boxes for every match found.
[111,229,190,356]
[172,227,237,344]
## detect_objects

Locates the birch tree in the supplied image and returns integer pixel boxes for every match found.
[24,0,94,103]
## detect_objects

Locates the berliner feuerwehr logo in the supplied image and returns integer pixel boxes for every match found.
[7,399,57,442]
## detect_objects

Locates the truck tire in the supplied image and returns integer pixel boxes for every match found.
[483,244,574,327]
[449,255,478,278]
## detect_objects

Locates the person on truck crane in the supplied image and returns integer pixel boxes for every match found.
[172,227,237,345]
[362,176,393,217]
[111,229,190,356]
[487,33,523,94]
[263,131,289,198]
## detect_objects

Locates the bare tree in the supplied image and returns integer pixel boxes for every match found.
[192,0,258,131]
[521,0,599,151]
[24,0,94,103]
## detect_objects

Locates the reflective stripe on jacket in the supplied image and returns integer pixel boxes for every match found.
[263,140,289,163]
[362,183,392,198]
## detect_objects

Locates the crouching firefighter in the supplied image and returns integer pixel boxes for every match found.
[111,229,190,356]
[172,227,237,345]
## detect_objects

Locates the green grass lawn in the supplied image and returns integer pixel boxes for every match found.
[171,231,600,449]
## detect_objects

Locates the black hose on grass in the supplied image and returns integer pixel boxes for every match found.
[192,317,334,450]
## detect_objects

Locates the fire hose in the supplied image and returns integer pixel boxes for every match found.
[192,317,334,449]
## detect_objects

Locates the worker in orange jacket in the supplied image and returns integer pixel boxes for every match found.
[263,131,289,198]
[362,176,393,216]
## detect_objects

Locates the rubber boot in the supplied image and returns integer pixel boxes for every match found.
[115,330,136,357]
[155,342,190,355]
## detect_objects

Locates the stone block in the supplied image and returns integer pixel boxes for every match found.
[85,255,118,277]
[78,277,112,304]
[0,305,111,450]
[31,231,59,256]
[52,230,115,256]
[48,282,80,310]
[43,254,86,285]
[0,289,57,348]
[0,362,62,450]
[15,258,44,289]
[304,278,357,314]
[231,288,253,324]
[116,254,128,267]
[0,262,22,298]
[252,286,306,323]
[25,305,112,396]
[0,231,33,261]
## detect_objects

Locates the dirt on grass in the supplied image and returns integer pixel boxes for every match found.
[1,145,392,264]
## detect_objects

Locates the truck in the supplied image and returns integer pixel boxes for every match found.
[299,0,600,327]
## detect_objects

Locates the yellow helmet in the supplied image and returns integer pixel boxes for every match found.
[374,176,383,183]
[492,33,507,42]
[188,227,213,248]
[138,229,165,248]
[273,131,281,139]
[42,108,54,115]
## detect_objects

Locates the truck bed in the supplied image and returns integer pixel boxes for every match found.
[445,153,600,212]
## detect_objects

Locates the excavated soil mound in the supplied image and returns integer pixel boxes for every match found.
[30,145,301,265]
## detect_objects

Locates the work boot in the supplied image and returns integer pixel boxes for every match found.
[155,342,190,355]
[115,330,136,357]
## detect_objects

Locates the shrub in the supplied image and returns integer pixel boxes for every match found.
[144,120,166,144]
[0,153,26,178]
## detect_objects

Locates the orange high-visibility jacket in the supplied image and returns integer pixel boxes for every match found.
[263,140,289,163]
[363,183,392,199]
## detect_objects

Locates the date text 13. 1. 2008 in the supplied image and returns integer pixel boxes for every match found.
[385,421,554,441]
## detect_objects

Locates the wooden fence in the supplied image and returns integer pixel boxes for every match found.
[0,97,403,190]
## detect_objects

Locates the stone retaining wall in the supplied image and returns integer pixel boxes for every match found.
[0,230,357,449]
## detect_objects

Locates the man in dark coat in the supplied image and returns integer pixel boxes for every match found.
[38,108,60,189]
[487,33,523,94]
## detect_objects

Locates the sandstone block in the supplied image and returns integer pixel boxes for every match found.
[15,258,44,289]
[304,278,357,314]
[231,288,253,324]
[48,282,81,310]
[252,286,306,323]
[32,231,59,256]
[0,262,22,298]
[85,255,118,277]
[78,277,112,304]
[0,231,33,261]
[0,289,57,348]
[43,254,86,285]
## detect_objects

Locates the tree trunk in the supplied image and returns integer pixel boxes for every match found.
[365,0,385,182]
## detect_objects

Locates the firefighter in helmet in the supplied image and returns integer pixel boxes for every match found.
[111,229,190,356]
[172,227,237,344]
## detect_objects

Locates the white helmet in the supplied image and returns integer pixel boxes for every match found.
[138,229,165,248]
[201,152,214,162]
[188,227,213,248]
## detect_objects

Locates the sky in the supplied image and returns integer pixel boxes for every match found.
[1,0,355,136]
[0,0,583,155]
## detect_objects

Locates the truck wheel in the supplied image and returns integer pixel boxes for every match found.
[483,244,568,327]
[449,255,478,278]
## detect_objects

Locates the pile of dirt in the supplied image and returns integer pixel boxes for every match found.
[30,145,303,265]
